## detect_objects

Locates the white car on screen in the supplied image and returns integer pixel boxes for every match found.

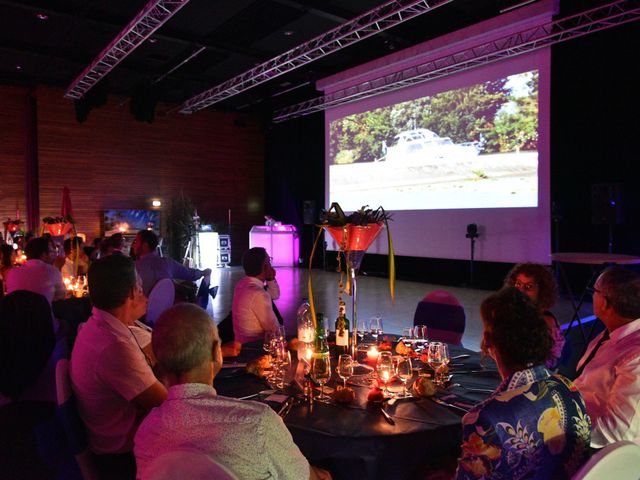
[382,128,482,165]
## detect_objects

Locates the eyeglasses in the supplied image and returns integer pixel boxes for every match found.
[514,280,537,291]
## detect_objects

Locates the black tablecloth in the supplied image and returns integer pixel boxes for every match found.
[215,340,500,480]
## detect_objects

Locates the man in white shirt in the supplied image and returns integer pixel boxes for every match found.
[70,255,167,479]
[134,303,331,480]
[5,236,66,303]
[574,266,640,448]
[232,247,281,343]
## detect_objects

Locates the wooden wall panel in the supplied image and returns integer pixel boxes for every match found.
[2,84,265,261]
[0,86,29,227]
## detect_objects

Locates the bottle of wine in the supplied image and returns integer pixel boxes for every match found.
[313,313,329,359]
[334,302,350,356]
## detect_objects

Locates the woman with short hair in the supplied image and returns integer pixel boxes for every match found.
[455,287,591,480]
[504,262,565,368]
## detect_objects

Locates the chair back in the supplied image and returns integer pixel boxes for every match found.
[55,359,99,480]
[413,290,465,346]
[572,440,640,479]
[143,449,238,480]
[146,278,175,327]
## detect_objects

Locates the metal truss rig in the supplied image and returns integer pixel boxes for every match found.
[273,0,640,122]
[179,0,453,114]
[64,0,190,100]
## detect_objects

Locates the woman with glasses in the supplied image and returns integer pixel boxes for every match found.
[504,263,565,368]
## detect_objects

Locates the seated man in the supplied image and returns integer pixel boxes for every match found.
[132,230,210,297]
[574,266,640,448]
[61,236,90,277]
[232,247,280,343]
[134,303,331,480]
[5,236,66,303]
[70,255,167,479]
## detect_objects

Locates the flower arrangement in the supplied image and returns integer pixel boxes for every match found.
[307,202,395,329]
[42,215,75,236]
[42,215,74,224]
[3,218,23,234]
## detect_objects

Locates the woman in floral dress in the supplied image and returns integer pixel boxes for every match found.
[456,287,591,479]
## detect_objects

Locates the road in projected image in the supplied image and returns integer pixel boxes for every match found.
[329,151,538,210]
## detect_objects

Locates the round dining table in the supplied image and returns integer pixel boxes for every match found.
[215,338,501,480]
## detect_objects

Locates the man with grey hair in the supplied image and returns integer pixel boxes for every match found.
[134,303,331,480]
[574,266,640,447]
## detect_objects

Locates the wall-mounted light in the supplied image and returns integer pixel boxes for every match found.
[151,199,162,208]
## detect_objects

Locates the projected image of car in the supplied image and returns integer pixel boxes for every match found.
[382,128,482,164]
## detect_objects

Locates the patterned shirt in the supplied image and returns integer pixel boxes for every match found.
[134,383,310,480]
[456,366,591,480]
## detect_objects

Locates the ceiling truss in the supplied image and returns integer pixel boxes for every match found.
[179,0,453,114]
[64,0,190,100]
[273,0,640,122]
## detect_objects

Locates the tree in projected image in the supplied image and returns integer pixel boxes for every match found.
[329,71,538,165]
[486,71,538,153]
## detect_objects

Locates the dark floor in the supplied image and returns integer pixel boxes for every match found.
[210,266,596,352]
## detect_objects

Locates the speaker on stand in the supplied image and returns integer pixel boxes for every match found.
[302,200,316,267]
[591,183,623,253]
[217,234,231,268]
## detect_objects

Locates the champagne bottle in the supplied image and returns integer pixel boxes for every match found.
[334,302,350,356]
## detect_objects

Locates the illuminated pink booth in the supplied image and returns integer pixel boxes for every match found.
[249,225,299,267]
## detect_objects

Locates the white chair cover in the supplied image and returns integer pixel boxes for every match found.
[143,449,238,480]
[146,278,175,326]
[572,440,640,480]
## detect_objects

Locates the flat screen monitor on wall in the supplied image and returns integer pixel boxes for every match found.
[322,6,553,264]
[103,209,160,236]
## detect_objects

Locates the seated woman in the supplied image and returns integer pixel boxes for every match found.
[504,262,565,368]
[456,287,591,480]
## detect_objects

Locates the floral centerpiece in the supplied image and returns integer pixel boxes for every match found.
[307,203,395,359]
[42,215,75,236]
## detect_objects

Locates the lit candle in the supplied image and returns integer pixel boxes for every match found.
[367,347,380,365]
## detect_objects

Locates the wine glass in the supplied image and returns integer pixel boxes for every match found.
[396,356,413,397]
[370,316,383,343]
[357,319,368,343]
[376,351,393,395]
[427,342,450,386]
[337,354,354,388]
[311,355,332,401]
[263,331,276,353]
[401,327,413,346]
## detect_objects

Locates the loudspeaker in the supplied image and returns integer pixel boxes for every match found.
[217,234,231,267]
[591,183,623,225]
[303,200,316,225]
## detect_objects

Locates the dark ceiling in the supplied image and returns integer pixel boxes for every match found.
[0,0,598,119]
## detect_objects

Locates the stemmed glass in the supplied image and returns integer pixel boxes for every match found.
[376,351,394,395]
[263,331,276,354]
[396,356,413,397]
[357,319,368,344]
[427,342,450,386]
[311,355,332,401]
[337,354,354,388]
[370,316,383,343]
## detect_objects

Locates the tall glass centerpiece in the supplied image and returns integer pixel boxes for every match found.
[307,203,395,367]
